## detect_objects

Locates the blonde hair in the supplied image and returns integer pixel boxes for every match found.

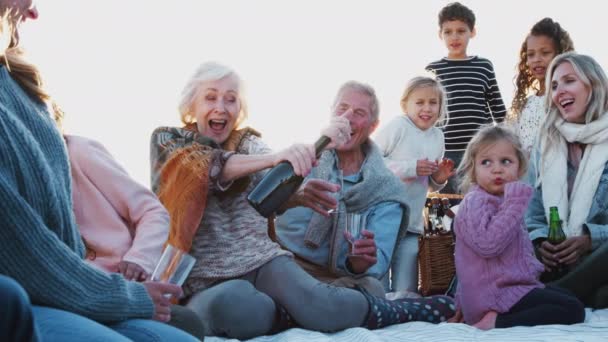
[178,61,248,128]
[539,53,608,161]
[332,80,380,123]
[400,76,447,126]
[0,6,64,126]
[457,125,528,193]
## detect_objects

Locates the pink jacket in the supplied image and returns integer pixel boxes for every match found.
[454,182,544,324]
[66,135,169,274]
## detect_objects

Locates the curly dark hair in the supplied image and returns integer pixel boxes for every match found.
[438,2,476,30]
[509,18,575,121]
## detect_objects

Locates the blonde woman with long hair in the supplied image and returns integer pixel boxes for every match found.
[526,52,608,309]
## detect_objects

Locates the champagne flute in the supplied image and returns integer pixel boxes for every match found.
[151,244,196,297]
[345,212,366,256]
[327,169,344,215]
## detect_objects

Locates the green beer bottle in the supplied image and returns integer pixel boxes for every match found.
[547,206,567,279]
[548,207,566,245]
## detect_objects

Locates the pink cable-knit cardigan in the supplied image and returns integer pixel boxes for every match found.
[454,182,545,324]
[66,135,169,274]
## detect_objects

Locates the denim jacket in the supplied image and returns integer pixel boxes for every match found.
[525,146,608,251]
[275,170,404,279]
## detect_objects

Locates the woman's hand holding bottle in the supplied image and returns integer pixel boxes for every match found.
[539,235,592,268]
[272,144,317,177]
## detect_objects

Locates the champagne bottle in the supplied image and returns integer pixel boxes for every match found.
[441,198,455,219]
[424,199,433,236]
[248,136,331,218]
[429,197,441,234]
[547,206,568,279]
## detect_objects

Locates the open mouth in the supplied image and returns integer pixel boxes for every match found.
[559,98,574,110]
[341,131,356,144]
[532,66,545,75]
[208,119,227,132]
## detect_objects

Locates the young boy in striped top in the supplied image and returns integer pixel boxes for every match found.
[426,2,507,194]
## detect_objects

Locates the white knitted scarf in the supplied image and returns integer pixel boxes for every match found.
[540,114,608,237]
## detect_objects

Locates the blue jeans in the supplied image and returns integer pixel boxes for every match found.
[33,306,199,342]
[0,275,38,342]
[386,232,419,292]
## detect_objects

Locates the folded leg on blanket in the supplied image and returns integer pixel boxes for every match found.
[357,286,456,329]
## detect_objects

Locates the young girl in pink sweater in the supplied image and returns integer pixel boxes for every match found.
[65,135,205,339]
[65,135,169,280]
[451,125,584,329]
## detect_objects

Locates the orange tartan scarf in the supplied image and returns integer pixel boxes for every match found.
[156,124,260,252]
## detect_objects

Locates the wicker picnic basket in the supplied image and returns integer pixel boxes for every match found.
[417,193,462,296]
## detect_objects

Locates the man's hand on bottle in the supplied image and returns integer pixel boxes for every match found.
[553,235,592,265]
[322,114,352,150]
[538,241,560,270]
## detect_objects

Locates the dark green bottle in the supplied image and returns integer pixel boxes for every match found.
[548,207,566,245]
[247,136,331,218]
[547,206,567,280]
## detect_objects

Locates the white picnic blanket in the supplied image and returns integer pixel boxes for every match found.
[207,308,608,342]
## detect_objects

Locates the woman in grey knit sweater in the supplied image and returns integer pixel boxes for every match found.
[0,1,197,341]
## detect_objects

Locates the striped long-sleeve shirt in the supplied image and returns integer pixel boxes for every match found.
[426,56,507,152]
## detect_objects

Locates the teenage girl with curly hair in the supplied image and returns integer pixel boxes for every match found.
[509,18,574,155]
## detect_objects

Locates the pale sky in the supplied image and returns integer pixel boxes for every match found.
[21,0,606,186]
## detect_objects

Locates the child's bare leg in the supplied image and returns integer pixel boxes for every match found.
[472,311,497,330]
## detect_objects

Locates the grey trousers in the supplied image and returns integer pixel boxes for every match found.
[186,256,368,339]
[294,254,386,297]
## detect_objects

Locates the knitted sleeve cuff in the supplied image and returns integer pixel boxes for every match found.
[504,181,533,200]
[429,174,447,192]
[344,258,366,278]
[529,227,549,242]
